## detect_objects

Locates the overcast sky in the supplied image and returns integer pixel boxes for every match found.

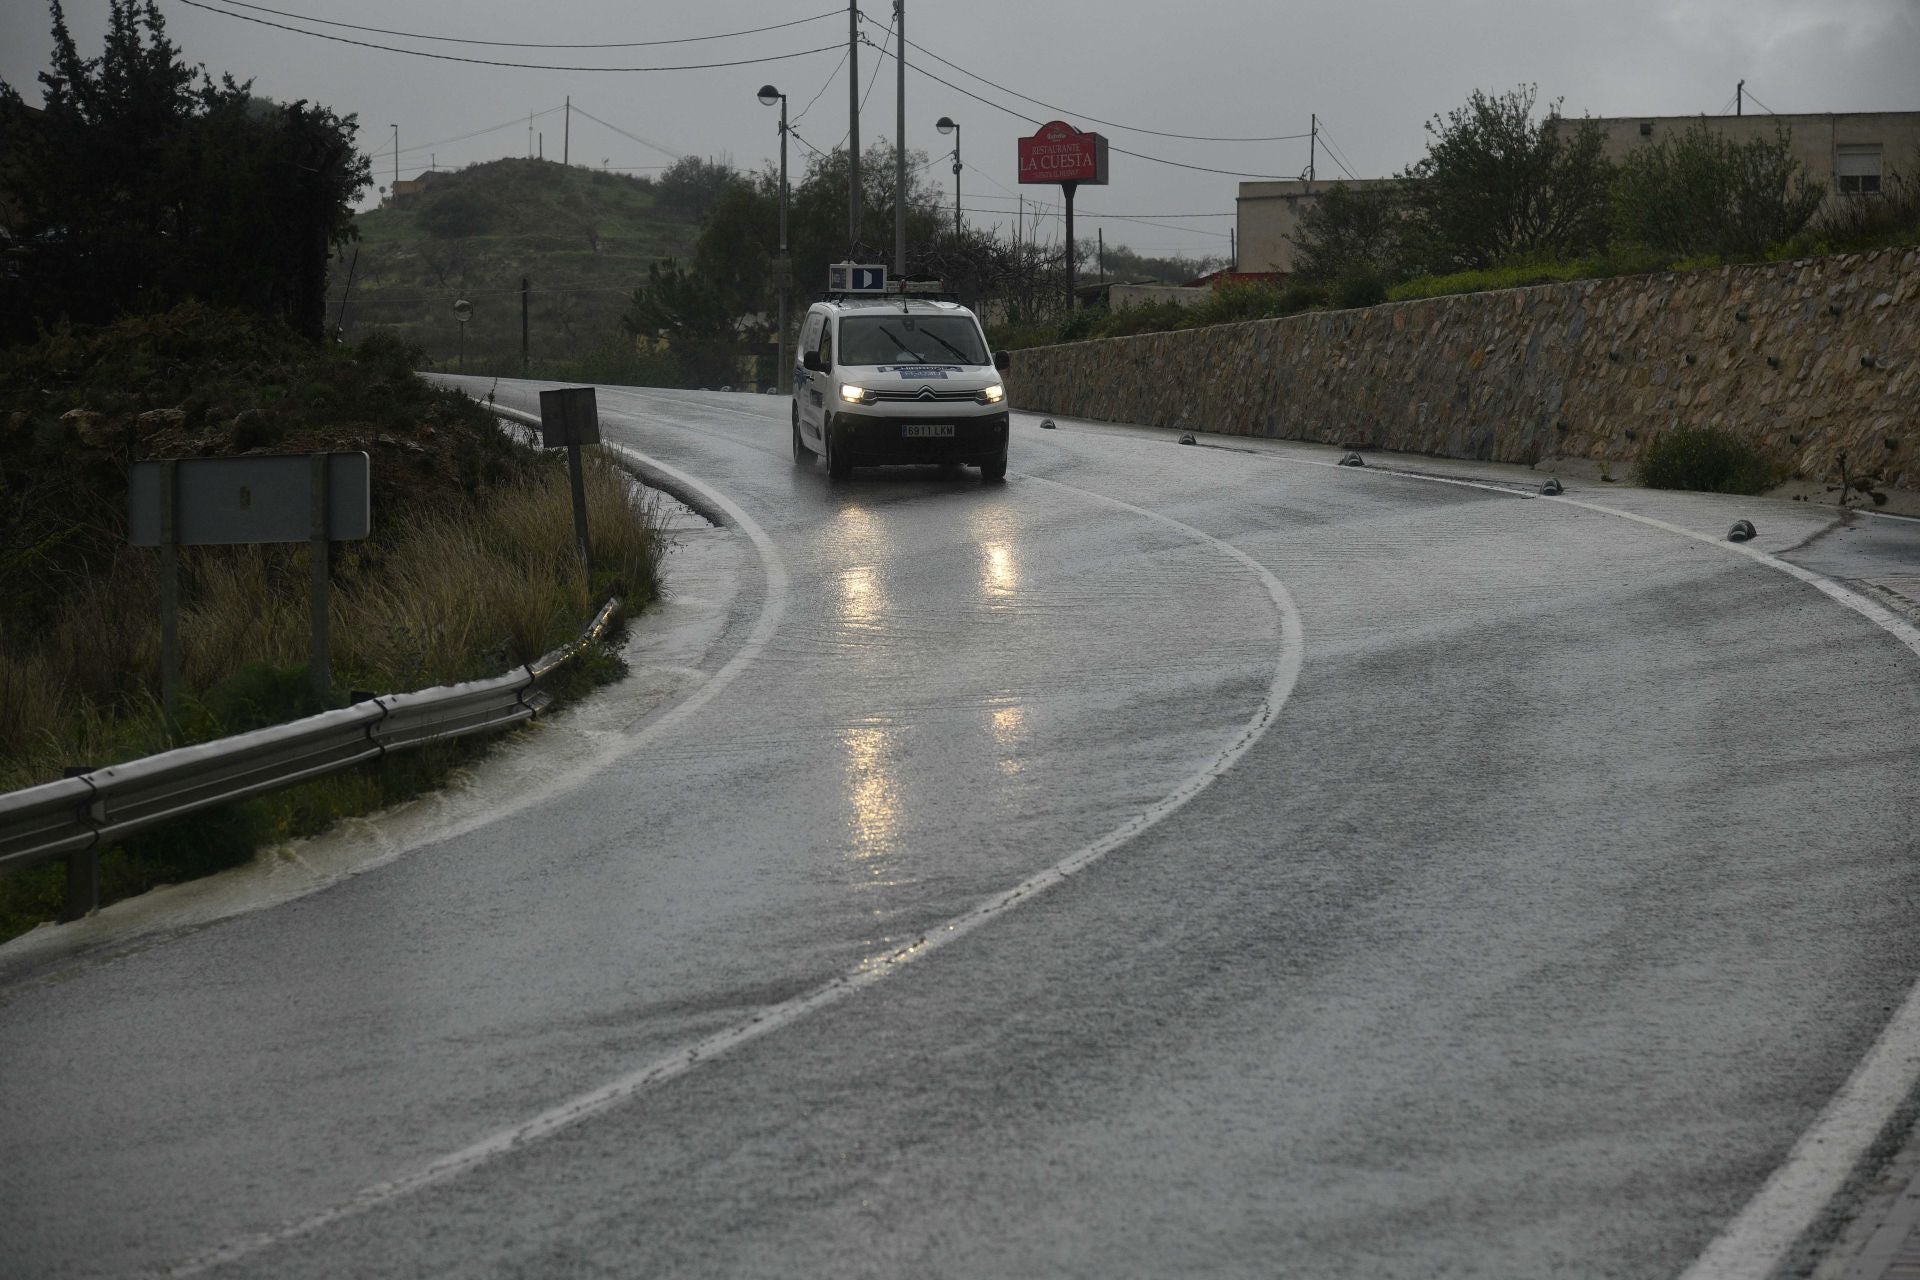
[5,0,1916,263]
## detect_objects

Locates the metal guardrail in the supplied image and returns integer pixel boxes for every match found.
[0,595,621,922]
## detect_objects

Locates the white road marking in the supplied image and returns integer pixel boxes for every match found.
[163,462,1307,1277]
[1539,496,1920,1280]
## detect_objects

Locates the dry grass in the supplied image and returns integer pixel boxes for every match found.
[0,448,662,790]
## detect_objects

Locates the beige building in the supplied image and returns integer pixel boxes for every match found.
[1236,110,1919,276]
[1235,178,1397,276]
[1581,110,1918,197]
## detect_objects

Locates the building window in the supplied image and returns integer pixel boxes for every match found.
[1837,144,1883,195]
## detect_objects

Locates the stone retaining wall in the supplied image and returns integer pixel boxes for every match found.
[1008,249,1918,491]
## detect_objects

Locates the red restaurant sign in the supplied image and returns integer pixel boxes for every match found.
[1017,120,1110,185]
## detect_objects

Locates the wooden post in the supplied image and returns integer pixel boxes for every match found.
[159,459,179,720]
[567,443,592,592]
[309,455,331,704]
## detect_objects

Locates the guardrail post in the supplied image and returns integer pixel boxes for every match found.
[62,843,98,922]
[310,454,332,704]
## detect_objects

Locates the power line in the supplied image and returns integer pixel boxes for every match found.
[569,106,685,162]
[873,44,1295,180]
[197,1,842,49]
[1313,120,1361,179]
[859,12,893,117]
[860,14,1310,144]
[790,47,848,128]
[1743,88,1782,116]
[363,106,565,161]
[174,0,845,73]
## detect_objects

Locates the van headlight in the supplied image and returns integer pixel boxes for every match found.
[839,383,873,404]
[978,383,1005,405]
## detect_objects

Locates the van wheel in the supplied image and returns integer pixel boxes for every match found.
[826,424,853,480]
[979,456,1007,483]
[792,416,815,463]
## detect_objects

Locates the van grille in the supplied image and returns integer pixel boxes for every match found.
[864,387,983,403]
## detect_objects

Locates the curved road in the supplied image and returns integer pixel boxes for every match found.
[3,383,1919,1279]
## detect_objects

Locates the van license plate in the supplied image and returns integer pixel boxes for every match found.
[902,423,955,438]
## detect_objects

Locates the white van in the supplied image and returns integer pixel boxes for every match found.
[792,295,1012,481]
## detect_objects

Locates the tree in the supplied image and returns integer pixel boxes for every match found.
[0,1,368,341]
[620,258,746,387]
[1401,85,1613,271]
[1613,122,1826,259]
[1288,181,1412,286]
[656,156,741,223]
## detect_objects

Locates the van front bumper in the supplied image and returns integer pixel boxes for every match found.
[830,412,1010,466]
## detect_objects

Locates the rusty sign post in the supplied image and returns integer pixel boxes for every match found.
[1017,121,1110,311]
[539,387,602,592]
[130,452,371,709]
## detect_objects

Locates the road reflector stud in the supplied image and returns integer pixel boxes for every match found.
[1541,478,1564,495]
[1179,433,1197,445]
[1728,519,1758,542]
[1338,451,1365,467]
[1039,419,1056,430]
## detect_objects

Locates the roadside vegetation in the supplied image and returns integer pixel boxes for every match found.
[989,86,1918,350]
[1633,426,1788,495]
[0,306,663,943]
[0,7,664,941]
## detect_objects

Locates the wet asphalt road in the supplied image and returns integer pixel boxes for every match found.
[3,383,1919,1279]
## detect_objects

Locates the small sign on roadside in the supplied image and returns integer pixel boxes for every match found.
[538,386,601,447]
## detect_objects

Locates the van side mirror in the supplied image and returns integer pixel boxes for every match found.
[802,350,823,372]
[993,350,1010,372]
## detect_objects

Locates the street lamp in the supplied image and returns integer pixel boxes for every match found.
[759,85,790,394]
[935,115,961,240]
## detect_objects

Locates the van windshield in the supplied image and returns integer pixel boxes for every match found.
[838,315,988,367]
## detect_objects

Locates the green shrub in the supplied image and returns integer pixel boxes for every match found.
[1334,274,1388,309]
[1277,282,1328,313]
[1634,426,1785,494]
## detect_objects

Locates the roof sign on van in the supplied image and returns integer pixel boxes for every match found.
[829,262,887,293]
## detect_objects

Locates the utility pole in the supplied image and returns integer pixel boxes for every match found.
[1063,181,1078,311]
[761,86,790,395]
[848,0,861,254]
[937,116,961,240]
[390,123,398,194]
[1308,114,1316,187]
[1097,227,1104,281]
[894,0,906,277]
[1737,79,1745,116]
[564,96,571,164]
[1229,229,1236,271]
[528,113,533,158]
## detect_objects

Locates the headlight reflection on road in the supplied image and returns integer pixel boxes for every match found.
[982,541,1018,598]
[843,724,901,870]
[991,703,1027,776]
[839,565,881,628]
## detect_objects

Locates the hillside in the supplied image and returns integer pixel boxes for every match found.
[327,158,700,374]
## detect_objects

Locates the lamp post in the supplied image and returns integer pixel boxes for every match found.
[759,85,789,394]
[936,116,961,240]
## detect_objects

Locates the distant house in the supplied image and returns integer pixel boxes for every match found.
[383,170,445,209]
[1235,109,1920,277]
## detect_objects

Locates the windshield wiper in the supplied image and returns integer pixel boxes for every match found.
[876,326,928,363]
[919,327,977,363]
